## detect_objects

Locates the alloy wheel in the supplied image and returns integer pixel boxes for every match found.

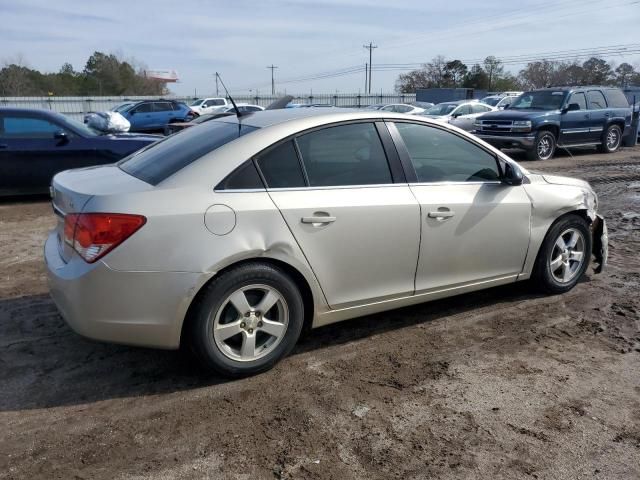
[537,134,554,160]
[549,228,586,283]
[212,284,289,362]
[606,127,621,150]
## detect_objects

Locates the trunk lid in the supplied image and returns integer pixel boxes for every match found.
[51,165,153,262]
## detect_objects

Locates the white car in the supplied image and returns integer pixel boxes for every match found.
[379,104,426,115]
[421,101,496,131]
[217,104,265,114]
[189,97,229,115]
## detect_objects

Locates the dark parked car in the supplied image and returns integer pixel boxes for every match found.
[475,86,632,160]
[0,108,159,196]
[119,100,197,132]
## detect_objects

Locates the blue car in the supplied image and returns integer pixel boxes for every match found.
[120,100,197,132]
[0,108,159,196]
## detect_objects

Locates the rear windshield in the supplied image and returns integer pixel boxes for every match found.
[119,121,258,185]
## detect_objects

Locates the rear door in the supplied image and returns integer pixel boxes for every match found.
[259,122,421,309]
[151,102,174,128]
[586,90,609,142]
[560,92,590,144]
[389,121,531,292]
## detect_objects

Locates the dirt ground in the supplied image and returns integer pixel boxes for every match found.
[1,146,639,480]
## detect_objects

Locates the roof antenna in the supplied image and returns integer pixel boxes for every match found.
[216,72,242,118]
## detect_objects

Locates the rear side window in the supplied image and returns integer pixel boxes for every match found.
[394,122,500,183]
[256,141,306,188]
[216,160,264,190]
[120,121,258,185]
[295,123,392,187]
[587,91,607,110]
[153,102,172,112]
[604,89,629,108]
[568,92,587,110]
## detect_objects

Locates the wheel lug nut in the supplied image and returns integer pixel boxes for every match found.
[257,321,263,327]
[248,328,253,334]
[240,322,246,328]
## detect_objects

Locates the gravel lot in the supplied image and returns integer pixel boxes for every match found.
[1,147,639,479]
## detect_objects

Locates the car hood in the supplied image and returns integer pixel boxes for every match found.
[479,109,558,121]
[541,174,591,190]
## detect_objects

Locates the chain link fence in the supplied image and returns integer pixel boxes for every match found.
[0,94,417,120]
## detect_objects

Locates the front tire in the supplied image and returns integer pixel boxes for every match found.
[597,124,622,153]
[533,215,592,294]
[186,263,304,377]
[526,130,556,161]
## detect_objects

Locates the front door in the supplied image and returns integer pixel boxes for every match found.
[390,121,531,292]
[257,122,421,309]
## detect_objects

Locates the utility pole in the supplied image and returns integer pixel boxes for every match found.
[364,63,368,94]
[267,65,278,95]
[363,42,377,94]
[214,72,219,96]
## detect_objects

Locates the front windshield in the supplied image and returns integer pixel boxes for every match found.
[113,103,133,113]
[481,97,500,107]
[190,99,204,106]
[510,91,567,111]
[425,103,457,116]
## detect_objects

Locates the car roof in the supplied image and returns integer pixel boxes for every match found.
[0,107,67,119]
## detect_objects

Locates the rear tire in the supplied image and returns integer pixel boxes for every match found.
[597,124,622,153]
[526,130,556,161]
[186,262,304,377]
[532,215,591,294]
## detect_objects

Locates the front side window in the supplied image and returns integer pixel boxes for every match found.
[134,103,153,113]
[568,92,587,110]
[256,140,306,188]
[393,122,501,183]
[586,91,607,110]
[0,116,62,139]
[453,105,471,116]
[295,123,392,187]
[120,121,259,185]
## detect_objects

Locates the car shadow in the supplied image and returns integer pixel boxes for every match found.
[0,280,558,412]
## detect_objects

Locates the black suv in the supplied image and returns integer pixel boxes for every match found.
[475,86,632,160]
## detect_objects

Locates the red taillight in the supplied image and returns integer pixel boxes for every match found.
[63,213,146,263]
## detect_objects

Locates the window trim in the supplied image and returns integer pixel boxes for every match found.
[387,119,506,185]
[251,119,406,191]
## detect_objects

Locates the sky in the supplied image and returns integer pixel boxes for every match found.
[1,0,639,96]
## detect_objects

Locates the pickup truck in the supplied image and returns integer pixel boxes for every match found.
[475,86,632,160]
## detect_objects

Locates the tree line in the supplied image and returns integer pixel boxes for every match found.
[395,55,640,93]
[0,52,167,97]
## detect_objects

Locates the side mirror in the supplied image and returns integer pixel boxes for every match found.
[563,103,580,113]
[54,131,68,143]
[502,162,523,186]
[502,104,509,109]
[451,113,460,118]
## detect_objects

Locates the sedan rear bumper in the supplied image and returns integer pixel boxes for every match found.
[475,133,536,149]
[45,231,206,349]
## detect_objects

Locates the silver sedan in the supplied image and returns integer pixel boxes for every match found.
[45,109,607,376]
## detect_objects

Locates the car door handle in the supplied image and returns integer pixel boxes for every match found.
[428,210,455,220]
[301,215,336,224]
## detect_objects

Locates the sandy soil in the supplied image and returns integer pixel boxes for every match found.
[1,146,639,480]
